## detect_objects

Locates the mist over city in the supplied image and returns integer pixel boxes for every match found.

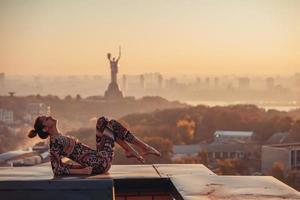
[1,73,299,109]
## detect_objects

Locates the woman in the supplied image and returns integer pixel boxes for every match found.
[28,116,161,176]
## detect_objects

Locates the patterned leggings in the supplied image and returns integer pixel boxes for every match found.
[91,116,135,174]
[96,116,136,143]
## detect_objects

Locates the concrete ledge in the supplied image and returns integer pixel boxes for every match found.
[0,179,113,200]
[1,164,300,199]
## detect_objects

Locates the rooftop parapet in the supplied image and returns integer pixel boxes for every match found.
[0,163,299,200]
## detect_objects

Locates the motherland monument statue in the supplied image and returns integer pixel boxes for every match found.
[104,46,123,99]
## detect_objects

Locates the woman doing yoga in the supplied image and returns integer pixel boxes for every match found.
[28,116,161,175]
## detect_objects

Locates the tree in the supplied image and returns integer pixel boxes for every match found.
[215,159,248,175]
[64,95,73,101]
[285,170,298,189]
[198,151,208,166]
[76,94,82,101]
[142,136,173,164]
[289,120,300,142]
[268,161,285,181]
[176,119,196,144]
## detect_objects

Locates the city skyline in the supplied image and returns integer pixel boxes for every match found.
[1,0,300,76]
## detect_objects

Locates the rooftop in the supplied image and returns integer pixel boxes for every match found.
[173,144,200,155]
[264,143,300,148]
[265,132,290,144]
[214,131,253,137]
[0,150,37,162]
[0,163,299,200]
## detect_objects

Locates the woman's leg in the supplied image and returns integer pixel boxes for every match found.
[88,118,116,174]
[96,117,145,163]
[107,119,161,157]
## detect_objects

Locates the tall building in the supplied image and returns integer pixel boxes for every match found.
[214,77,219,88]
[24,103,51,122]
[294,73,300,89]
[205,77,210,86]
[0,73,4,87]
[0,109,14,124]
[140,74,145,90]
[266,77,275,89]
[122,74,127,93]
[157,74,163,89]
[196,77,201,85]
[238,77,250,89]
[165,78,178,89]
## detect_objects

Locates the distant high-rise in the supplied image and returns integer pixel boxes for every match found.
[266,77,275,89]
[196,77,201,85]
[214,77,219,88]
[238,77,250,89]
[157,74,163,89]
[165,78,178,89]
[0,109,14,124]
[0,73,5,82]
[23,103,51,122]
[122,74,127,93]
[205,77,210,86]
[0,73,5,89]
[294,73,300,88]
[140,74,145,90]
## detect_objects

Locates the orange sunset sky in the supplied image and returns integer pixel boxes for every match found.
[0,0,299,76]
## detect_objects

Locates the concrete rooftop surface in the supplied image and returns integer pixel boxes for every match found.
[0,163,299,200]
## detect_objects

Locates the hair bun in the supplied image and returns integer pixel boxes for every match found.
[28,129,37,138]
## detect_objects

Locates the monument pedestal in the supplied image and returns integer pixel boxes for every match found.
[104,82,123,99]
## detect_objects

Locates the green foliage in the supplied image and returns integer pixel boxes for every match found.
[268,161,285,181]
[173,152,209,166]
[142,136,172,164]
[215,159,249,175]
[0,125,38,153]
[289,120,300,141]
[121,104,297,144]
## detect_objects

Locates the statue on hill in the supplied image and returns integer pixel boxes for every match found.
[107,46,121,84]
[104,46,123,99]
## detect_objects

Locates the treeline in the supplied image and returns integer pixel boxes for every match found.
[65,104,300,164]
[120,104,300,144]
[0,95,186,153]
[0,95,186,132]
[0,122,38,153]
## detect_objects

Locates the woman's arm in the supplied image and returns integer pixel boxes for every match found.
[50,152,71,175]
[51,137,93,175]
[51,154,92,175]
[50,137,73,175]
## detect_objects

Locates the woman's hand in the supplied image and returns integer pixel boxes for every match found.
[81,167,93,175]
[69,167,93,175]
[70,164,85,169]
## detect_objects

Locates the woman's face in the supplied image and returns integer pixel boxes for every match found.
[39,116,57,130]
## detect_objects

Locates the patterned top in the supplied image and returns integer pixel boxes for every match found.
[49,135,98,175]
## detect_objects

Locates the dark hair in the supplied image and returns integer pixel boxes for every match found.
[28,117,49,139]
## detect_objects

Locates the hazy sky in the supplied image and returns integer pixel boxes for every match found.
[0,0,299,76]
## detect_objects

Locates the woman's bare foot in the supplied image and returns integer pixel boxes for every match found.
[124,150,145,163]
[129,137,162,157]
[136,145,162,157]
[116,138,145,163]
